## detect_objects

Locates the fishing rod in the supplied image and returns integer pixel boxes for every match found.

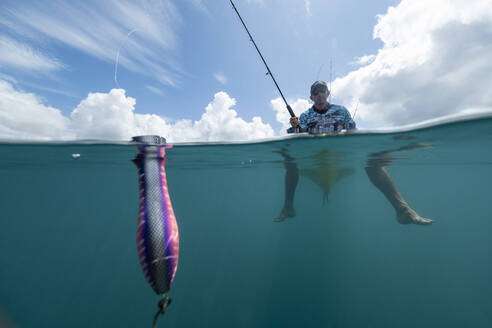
[229,0,295,118]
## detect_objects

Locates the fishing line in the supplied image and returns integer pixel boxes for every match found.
[329,57,333,102]
[353,100,359,120]
[153,295,171,328]
[114,29,139,89]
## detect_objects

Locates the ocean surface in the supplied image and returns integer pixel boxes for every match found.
[1,117,491,327]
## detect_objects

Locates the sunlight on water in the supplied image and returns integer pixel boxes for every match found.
[1,118,491,327]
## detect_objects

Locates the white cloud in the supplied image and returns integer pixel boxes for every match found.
[71,89,274,142]
[1,0,183,86]
[192,91,274,141]
[145,85,164,96]
[0,73,18,84]
[305,0,311,16]
[351,54,376,66]
[0,34,63,72]
[0,80,274,142]
[184,0,208,14]
[364,108,492,133]
[0,80,72,141]
[0,72,77,98]
[70,89,140,140]
[214,72,228,85]
[332,0,492,128]
[270,97,310,134]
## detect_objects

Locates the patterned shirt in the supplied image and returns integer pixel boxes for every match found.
[288,104,356,134]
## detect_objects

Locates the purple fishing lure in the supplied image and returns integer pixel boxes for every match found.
[133,135,179,295]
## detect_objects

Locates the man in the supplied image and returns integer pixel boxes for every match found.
[274,81,432,225]
[289,80,355,134]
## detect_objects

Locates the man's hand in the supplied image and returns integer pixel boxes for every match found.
[290,117,300,128]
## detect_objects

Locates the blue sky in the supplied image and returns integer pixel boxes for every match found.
[1,0,492,141]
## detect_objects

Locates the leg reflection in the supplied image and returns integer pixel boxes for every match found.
[365,142,433,225]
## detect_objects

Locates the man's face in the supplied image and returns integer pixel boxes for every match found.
[310,90,330,107]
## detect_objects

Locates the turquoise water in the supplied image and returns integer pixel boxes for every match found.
[1,118,491,327]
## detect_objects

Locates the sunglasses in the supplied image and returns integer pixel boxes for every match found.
[311,89,328,96]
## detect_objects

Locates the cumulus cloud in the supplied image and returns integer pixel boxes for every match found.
[270,97,310,134]
[0,80,274,142]
[0,80,72,140]
[351,55,376,66]
[70,89,140,140]
[192,91,274,141]
[332,0,492,128]
[71,89,274,142]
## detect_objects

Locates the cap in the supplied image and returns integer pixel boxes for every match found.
[310,80,329,95]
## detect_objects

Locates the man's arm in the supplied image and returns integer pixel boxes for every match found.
[287,117,298,134]
[287,113,307,133]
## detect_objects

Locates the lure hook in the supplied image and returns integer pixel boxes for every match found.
[152,295,172,328]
